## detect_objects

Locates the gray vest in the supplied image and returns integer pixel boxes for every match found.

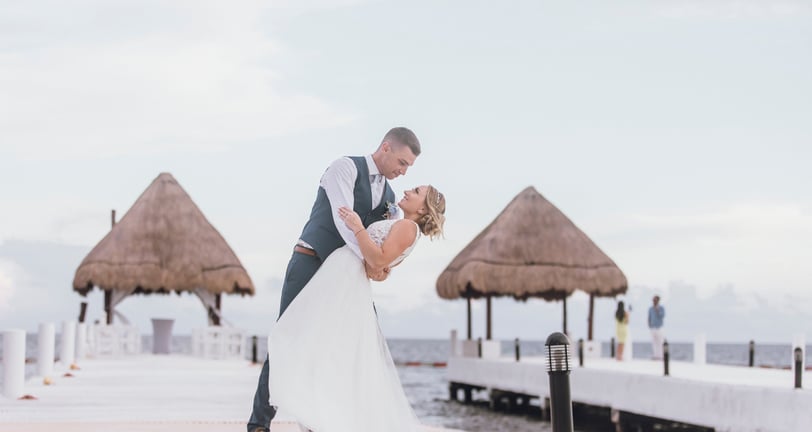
[299,156,395,259]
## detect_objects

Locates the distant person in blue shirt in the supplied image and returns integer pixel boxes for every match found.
[648,295,666,359]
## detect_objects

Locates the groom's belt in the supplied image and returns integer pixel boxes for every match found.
[293,245,317,257]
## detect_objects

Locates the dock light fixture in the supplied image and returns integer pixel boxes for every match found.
[578,338,584,367]
[515,338,521,362]
[749,340,755,368]
[794,347,803,389]
[546,332,574,432]
[663,340,670,376]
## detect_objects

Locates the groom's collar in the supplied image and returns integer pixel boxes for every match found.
[365,154,381,177]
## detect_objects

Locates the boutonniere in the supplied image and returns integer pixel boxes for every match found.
[383,201,399,220]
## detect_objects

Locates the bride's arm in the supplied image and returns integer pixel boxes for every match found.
[338,207,417,272]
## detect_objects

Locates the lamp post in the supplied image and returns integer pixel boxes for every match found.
[546,332,574,432]
[577,338,584,367]
[748,340,755,367]
[795,347,803,389]
[515,338,521,362]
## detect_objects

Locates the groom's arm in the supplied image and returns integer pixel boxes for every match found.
[321,157,364,259]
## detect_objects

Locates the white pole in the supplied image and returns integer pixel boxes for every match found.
[60,320,76,367]
[450,329,458,357]
[2,329,26,399]
[694,333,707,365]
[75,323,87,360]
[37,323,55,378]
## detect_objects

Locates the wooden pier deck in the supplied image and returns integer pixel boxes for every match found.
[0,354,462,432]
[447,354,812,432]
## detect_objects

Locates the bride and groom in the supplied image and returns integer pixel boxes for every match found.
[247,127,447,432]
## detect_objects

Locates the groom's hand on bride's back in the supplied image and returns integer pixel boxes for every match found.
[366,262,390,281]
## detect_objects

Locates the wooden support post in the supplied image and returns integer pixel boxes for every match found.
[541,397,551,421]
[466,296,472,340]
[489,390,498,411]
[563,296,568,335]
[486,295,492,340]
[588,293,595,341]
[105,210,117,326]
[213,293,222,326]
[104,289,113,325]
[463,387,472,404]
[78,302,88,323]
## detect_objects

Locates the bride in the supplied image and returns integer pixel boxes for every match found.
[266,185,446,432]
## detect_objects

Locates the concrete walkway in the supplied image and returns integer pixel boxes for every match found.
[0,354,461,432]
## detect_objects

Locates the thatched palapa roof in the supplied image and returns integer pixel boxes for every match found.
[73,173,254,296]
[436,186,627,301]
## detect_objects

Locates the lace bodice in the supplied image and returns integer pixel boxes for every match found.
[366,219,420,267]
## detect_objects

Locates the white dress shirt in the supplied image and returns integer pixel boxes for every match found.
[305,155,387,260]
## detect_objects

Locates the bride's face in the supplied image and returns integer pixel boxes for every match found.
[398,185,429,215]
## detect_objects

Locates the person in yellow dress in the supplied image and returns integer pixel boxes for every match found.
[615,301,630,361]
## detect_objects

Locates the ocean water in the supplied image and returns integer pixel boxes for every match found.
[2,334,811,432]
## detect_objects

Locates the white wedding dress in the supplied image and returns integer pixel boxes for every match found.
[267,219,422,432]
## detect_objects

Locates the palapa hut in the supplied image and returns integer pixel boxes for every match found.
[436,186,627,340]
[73,172,254,325]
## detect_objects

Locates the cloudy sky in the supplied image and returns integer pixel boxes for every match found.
[1,0,810,344]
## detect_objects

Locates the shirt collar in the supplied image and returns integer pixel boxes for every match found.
[365,154,382,177]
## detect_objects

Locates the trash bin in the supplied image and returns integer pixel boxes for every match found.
[151,318,174,354]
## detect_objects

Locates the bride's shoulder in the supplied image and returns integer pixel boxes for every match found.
[392,218,419,236]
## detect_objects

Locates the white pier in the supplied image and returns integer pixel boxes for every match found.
[0,354,461,432]
[447,355,812,432]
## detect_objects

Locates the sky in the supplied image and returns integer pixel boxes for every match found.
[1,0,811,344]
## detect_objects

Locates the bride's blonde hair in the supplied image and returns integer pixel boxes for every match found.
[417,185,446,240]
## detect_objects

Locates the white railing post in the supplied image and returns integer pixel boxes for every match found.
[694,333,707,365]
[37,323,55,378]
[60,320,76,367]
[2,329,26,399]
[76,323,88,361]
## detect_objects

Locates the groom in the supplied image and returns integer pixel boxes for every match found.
[247,127,421,432]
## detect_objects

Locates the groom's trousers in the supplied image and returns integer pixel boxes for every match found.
[248,250,322,432]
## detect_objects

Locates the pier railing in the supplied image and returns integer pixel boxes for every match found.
[191,326,246,360]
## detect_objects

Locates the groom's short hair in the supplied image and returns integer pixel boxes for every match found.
[382,127,421,156]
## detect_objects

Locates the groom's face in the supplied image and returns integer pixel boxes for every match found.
[380,141,418,179]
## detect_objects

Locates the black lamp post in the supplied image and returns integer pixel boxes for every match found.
[795,347,803,389]
[546,332,574,432]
